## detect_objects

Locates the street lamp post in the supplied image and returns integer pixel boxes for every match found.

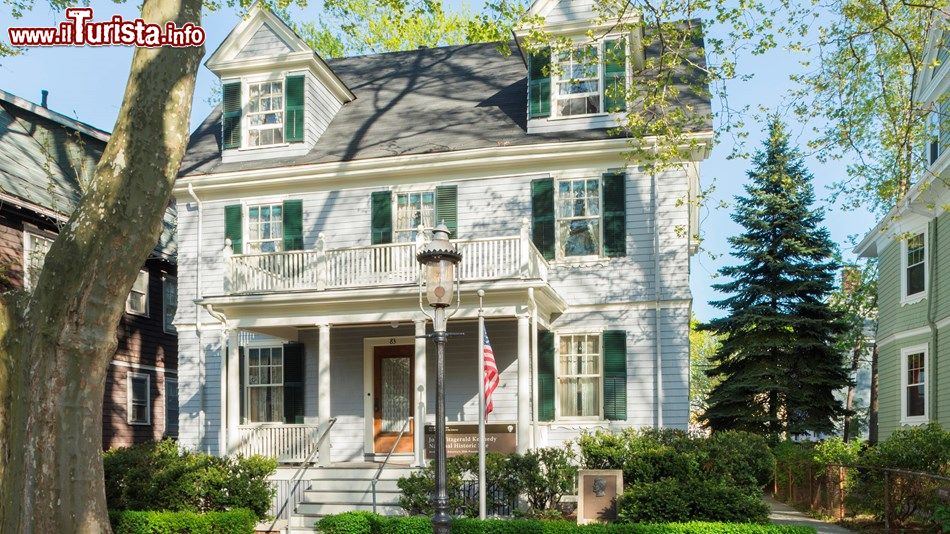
[416,223,462,534]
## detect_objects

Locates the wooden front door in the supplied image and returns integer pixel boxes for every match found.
[373,345,415,454]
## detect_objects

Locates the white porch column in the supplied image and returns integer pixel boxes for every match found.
[414,319,428,466]
[517,314,531,453]
[226,328,241,455]
[318,323,331,466]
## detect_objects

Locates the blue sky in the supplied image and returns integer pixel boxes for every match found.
[0,1,876,321]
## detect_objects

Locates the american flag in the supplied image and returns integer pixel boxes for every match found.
[483,329,500,417]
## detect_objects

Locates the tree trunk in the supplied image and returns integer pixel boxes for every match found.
[0,0,203,530]
[868,343,879,444]
[843,345,861,442]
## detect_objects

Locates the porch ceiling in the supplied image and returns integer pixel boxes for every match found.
[197,279,565,330]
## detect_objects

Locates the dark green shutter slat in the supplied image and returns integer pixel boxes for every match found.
[435,185,458,238]
[283,343,305,424]
[224,204,243,254]
[238,346,245,422]
[531,178,555,260]
[602,172,627,257]
[285,75,305,143]
[603,330,627,421]
[371,191,392,245]
[538,330,555,422]
[528,49,551,118]
[282,199,304,251]
[222,82,242,149]
[604,40,627,112]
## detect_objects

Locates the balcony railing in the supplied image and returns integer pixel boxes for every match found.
[225,219,548,294]
[236,423,322,463]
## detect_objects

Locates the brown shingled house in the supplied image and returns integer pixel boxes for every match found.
[0,88,178,448]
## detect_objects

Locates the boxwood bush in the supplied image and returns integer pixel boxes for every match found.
[318,513,816,534]
[103,439,276,519]
[616,480,769,524]
[108,509,256,534]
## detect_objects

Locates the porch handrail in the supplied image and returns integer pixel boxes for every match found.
[371,416,413,514]
[263,417,337,531]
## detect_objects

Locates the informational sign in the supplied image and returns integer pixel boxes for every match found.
[577,469,623,525]
[423,423,517,459]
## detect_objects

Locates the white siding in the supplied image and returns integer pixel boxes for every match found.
[305,71,342,146]
[235,24,292,59]
[543,0,600,24]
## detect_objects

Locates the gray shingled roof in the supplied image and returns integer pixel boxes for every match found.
[0,91,176,260]
[180,36,712,177]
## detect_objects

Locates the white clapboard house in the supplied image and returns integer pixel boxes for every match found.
[173,0,711,527]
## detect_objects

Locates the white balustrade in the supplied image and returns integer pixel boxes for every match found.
[225,233,549,294]
[236,424,321,463]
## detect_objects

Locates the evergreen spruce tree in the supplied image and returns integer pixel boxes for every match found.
[700,118,851,437]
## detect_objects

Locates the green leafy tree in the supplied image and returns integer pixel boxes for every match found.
[701,118,851,437]
[689,314,721,425]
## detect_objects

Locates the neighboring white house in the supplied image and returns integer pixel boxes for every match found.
[173,0,711,526]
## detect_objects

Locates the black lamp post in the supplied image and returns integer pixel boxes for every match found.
[416,222,462,534]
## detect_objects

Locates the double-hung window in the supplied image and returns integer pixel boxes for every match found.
[557,334,602,419]
[556,178,602,258]
[163,276,177,334]
[394,191,435,243]
[246,346,284,423]
[247,81,284,147]
[23,232,54,290]
[127,270,149,316]
[902,230,927,303]
[901,345,928,423]
[246,204,284,253]
[127,372,151,425]
[556,45,601,116]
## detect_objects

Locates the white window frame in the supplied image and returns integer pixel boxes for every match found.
[126,270,150,317]
[244,78,285,148]
[22,231,54,290]
[162,275,177,334]
[243,344,285,424]
[127,372,151,426]
[554,173,605,261]
[551,35,630,119]
[392,189,436,243]
[554,332,605,422]
[900,227,928,305]
[900,344,929,425]
[244,202,285,254]
[165,377,178,436]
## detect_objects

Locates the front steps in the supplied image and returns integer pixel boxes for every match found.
[286,463,418,533]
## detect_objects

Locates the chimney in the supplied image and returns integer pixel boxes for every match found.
[40,90,48,108]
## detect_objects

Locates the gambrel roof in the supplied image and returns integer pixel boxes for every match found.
[180,33,712,177]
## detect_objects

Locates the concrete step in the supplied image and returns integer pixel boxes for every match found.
[306,466,417,481]
[295,502,405,517]
[307,478,401,492]
[302,489,401,505]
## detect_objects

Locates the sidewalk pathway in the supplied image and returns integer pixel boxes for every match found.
[766,497,855,534]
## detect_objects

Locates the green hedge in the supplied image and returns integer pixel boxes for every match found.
[108,509,256,534]
[616,480,770,524]
[317,513,816,534]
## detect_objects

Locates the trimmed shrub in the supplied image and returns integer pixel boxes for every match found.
[108,509,256,534]
[616,480,691,523]
[318,513,816,534]
[507,446,578,512]
[103,439,277,519]
[699,431,774,490]
[617,479,768,524]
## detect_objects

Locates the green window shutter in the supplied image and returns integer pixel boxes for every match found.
[528,48,551,118]
[222,82,242,149]
[531,178,555,260]
[282,199,304,251]
[538,330,555,422]
[604,39,627,112]
[435,185,458,237]
[603,330,627,421]
[602,172,627,257]
[224,204,243,254]
[371,191,393,245]
[284,75,305,143]
[238,346,245,422]
[283,343,305,424]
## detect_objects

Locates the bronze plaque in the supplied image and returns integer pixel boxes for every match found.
[577,469,623,524]
[424,423,517,459]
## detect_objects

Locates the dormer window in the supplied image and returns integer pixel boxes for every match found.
[221,75,306,150]
[529,36,629,120]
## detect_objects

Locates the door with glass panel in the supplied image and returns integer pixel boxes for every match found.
[373,345,415,453]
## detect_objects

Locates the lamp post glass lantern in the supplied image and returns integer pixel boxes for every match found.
[417,223,461,534]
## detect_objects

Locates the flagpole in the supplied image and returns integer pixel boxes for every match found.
[477,289,486,520]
